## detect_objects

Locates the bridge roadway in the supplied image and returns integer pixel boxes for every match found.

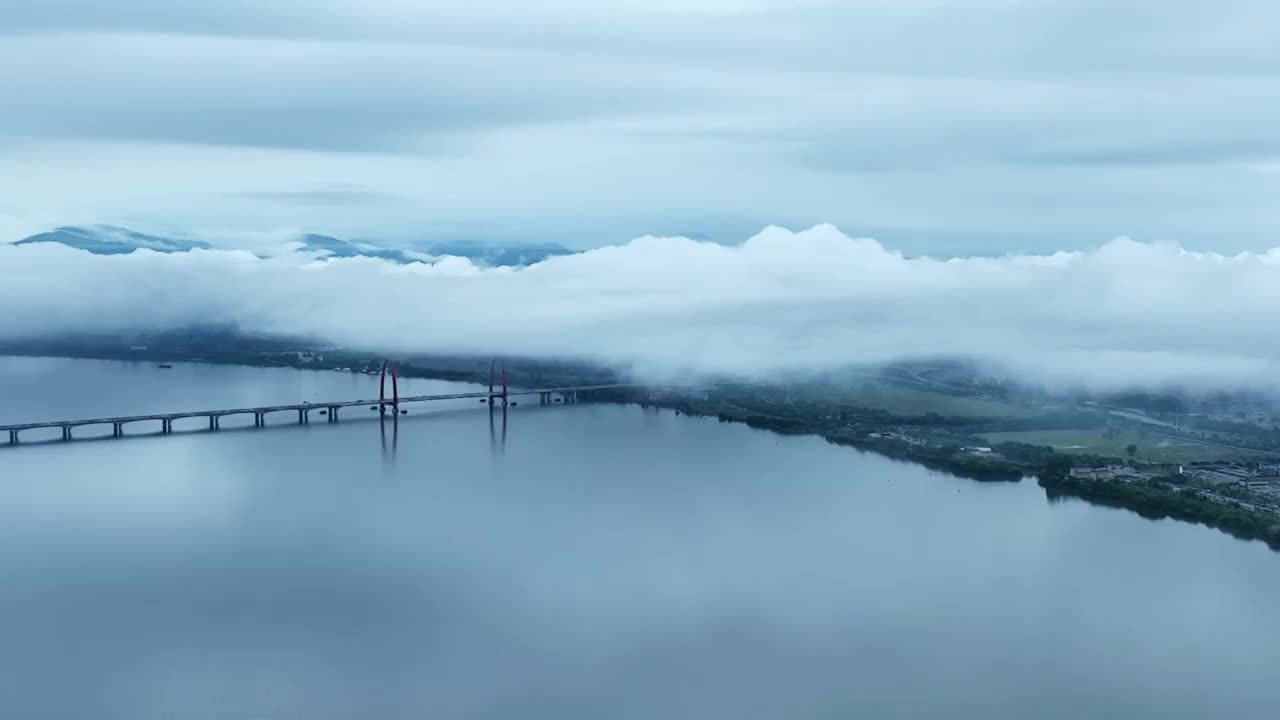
[1,383,653,445]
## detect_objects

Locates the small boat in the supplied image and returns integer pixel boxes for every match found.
[157,364,173,369]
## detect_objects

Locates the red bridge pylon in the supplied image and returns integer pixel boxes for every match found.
[488,358,509,407]
[379,360,399,415]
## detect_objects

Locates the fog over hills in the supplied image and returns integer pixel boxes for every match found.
[4,223,1280,393]
[15,226,212,255]
[10,225,577,268]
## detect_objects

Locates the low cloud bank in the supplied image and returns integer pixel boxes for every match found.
[3,224,1278,392]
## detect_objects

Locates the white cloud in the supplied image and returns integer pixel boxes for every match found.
[2,1,1279,253]
[3,224,1280,392]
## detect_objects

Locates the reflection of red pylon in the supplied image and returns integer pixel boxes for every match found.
[379,360,399,415]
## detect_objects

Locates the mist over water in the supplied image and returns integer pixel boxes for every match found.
[1,358,1278,718]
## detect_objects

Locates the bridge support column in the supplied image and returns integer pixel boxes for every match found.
[209,416,220,431]
[9,429,19,445]
[298,409,307,425]
[113,423,122,438]
[254,412,264,428]
[162,418,172,434]
[61,426,72,441]
[329,407,339,423]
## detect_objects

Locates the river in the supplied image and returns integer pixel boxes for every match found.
[1,356,1278,719]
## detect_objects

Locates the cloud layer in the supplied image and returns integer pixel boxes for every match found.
[2,1,1279,253]
[4,224,1280,392]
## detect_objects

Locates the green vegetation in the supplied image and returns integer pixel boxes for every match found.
[795,381,1043,419]
[1040,475,1280,551]
[981,429,1265,463]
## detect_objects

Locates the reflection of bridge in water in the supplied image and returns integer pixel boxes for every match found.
[380,414,399,463]
[380,400,514,467]
[489,403,507,459]
[2,358,698,447]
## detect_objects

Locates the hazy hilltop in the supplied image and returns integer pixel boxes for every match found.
[13,225,578,268]
[420,239,576,268]
[15,225,212,255]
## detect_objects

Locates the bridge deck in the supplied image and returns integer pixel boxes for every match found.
[0,384,646,433]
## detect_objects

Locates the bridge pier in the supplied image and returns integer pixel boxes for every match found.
[328,407,339,423]
[113,423,122,438]
[209,415,220,431]
[298,408,307,425]
[9,429,18,445]
[161,418,172,434]
[61,426,72,441]
[254,412,264,428]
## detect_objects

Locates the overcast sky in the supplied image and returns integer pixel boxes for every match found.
[2,0,1279,254]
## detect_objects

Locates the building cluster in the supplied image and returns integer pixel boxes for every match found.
[1185,464,1280,490]
[865,431,928,447]
[1066,462,1280,514]
[1068,466,1150,483]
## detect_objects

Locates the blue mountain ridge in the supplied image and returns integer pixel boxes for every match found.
[13,226,579,268]
[15,226,212,254]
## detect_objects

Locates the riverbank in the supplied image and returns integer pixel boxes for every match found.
[585,388,1037,482]
[585,387,1280,553]
[8,349,1280,552]
[0,346,615,389]
[1039,474,1280,551]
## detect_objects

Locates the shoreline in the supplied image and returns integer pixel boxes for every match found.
[1039,476,1280,551]
[585,388,1280,553]
[6,350,1280,552]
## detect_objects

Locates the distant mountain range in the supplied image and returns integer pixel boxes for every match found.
[293,233,420,264]
[420,240,577,268]
[12,225,580,268]
[15,226,213,255]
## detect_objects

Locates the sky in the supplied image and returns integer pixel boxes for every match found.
[3,1,1280,390]
[2,0,1279,254]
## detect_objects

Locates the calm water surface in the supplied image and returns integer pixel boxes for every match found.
[1,357,1278,719]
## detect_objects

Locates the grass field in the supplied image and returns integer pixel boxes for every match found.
[806,382,1044,419]
[980,429,1270,463]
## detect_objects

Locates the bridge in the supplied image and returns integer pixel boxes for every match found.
[1,359,675,446]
